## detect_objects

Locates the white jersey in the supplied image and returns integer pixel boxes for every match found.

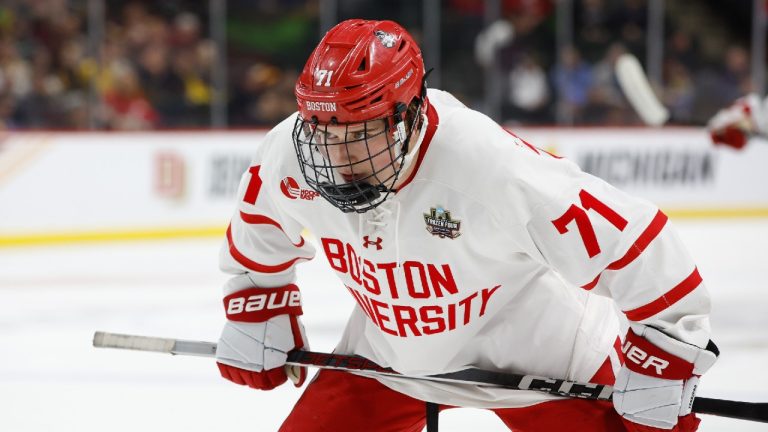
[220,89,712,408]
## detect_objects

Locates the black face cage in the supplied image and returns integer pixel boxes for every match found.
[292,101,421,213]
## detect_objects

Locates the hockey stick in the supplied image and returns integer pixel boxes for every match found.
[93,331,768,423]
[615,53,670,127]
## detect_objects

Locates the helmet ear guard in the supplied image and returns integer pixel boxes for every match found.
[395,68,432,155]
[393,102,409,152]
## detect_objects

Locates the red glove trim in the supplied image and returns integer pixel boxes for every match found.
[224,284,303,322]
[217,362,287,390]
[622,330,694,380]
[621,413,700,432]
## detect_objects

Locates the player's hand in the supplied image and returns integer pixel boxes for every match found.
[613,325,718,431]
[215,284,308,390]
[707,93,764,149]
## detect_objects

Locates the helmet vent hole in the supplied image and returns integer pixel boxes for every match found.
[371,95,383,104]
[398,40,406,51]
[358,58,367,71]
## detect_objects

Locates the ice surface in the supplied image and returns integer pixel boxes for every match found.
[1,220,766,431]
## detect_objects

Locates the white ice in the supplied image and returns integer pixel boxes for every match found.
[1,219,767,431]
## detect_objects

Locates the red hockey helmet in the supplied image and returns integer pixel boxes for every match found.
[292,19,427,213]
[295,19,425,124]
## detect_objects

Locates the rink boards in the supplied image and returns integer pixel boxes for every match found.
[1,127,767,246]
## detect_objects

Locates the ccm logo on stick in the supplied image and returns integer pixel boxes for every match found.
[622,340,670,375]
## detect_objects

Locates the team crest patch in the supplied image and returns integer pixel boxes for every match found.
[280,176,320,201]
[424,206,461,239]
[374,30,396,48]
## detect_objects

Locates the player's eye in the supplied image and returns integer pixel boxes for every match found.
[349,129,381,141]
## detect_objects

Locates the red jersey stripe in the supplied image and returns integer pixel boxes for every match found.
[580,210,668,290]
[607,210,668,270]
[240,211,282,228]
[226,225,310,273]
[582,274,600,290]
[239,211,305,248]
[623,267,703,321]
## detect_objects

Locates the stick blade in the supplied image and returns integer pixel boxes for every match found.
[615,53,670,127]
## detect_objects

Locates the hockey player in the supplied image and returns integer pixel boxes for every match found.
[215,19,718,431]
[708,93,767,149]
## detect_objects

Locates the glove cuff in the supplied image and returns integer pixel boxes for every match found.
[624,325,718,380]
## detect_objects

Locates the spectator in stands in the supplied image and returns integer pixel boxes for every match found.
[666,29,699,71]
[504,52,550,124]
[121,2,162,56]
[0,92,18,129]
[137,42,186,127]
[719,45,752,105]
[0,37,32,101]
[170,46,212,126]
[551,45,592,124]
[612,0,646,56]
[14,68,61,127]
[101,62,158,130]
[663,58,696,124]
[170,12,202,50]
[584,42,633,125]
[229,61,283,126]
[575,0,614,62]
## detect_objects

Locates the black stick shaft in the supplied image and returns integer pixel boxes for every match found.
[692,397,768,423]
[287,350,768,423]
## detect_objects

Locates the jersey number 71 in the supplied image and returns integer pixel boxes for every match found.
[551,189,628,258]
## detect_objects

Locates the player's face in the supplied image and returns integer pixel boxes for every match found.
[312,119,401,185]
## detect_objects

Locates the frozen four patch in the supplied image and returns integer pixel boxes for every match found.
[424,206,461,239]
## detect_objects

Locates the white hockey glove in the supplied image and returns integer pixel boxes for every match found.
[613,325,718,431]
[215,282,308,390]
[707,93,767,150]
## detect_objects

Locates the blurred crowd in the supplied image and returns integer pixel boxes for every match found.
[0,0,317,130]
[0,0,759,130]
[0,0,219,129]
[482,0,755,126]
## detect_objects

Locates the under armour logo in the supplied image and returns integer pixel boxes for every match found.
[363,236,383,250]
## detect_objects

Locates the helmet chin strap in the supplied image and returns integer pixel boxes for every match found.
[318,182,382,207]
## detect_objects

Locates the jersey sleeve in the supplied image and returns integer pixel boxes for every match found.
[501,132,711,348]
[219,132,316,289]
